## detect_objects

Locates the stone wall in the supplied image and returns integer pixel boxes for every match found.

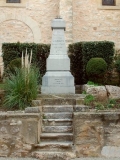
[0,0,120,48]
[73,0,120,49]
[0,0,120,76]
[0,0,59,49]
[73,111,120,158]
[0,111,41,157]
[1,109,120,158]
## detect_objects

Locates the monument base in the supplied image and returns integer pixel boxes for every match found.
[41,71,75,94]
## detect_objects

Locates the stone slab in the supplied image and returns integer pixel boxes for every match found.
[43,113,72,119]
[47,55,70,70]
[42,126,72,133]
[32,151,76,160]
[43,105,73,113]
[101,146,120,157]
[105,85,120,99]
[25,107,40,113]
[42,71,74,87]
[35,142,72,151]
[43,119,72,126]
[41,71,75,94]
[51,18,66,29]
[40,133,73,142]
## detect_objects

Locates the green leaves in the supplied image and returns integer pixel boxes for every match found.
[68,41,115,84]
[2,43,50,80]
[86,58,107,83]
[4,66,40,110]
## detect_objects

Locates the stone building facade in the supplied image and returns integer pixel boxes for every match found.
[0,0,120,73]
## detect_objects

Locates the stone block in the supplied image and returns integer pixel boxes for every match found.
[25,107,40,113]
[32,100,41,106]
[74,105,89,112]
[101,146,120,157]
[105,85,120,99]
[85,85,108,101]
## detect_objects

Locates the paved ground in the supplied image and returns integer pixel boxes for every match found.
[0,158,120,160]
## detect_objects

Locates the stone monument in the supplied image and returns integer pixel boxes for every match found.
[41,18,75,94]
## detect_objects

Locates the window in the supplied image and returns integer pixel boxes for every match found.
[0,0,25,7]
[98,0,120,9]
[102,0,115,6]
[6,0,20,3]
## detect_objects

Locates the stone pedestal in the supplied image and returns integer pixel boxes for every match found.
[41,18,75,94]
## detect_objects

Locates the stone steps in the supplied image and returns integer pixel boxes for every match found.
[43,105,73,113]
[75,85,83,94]
[36,94,86,105]
[40,133,73,142]
[42,126,73,133]
[32,151,76,160]
[32,104,75,160]
[43,119,72,126]
[43,112,73,119]
[34,142,73,152]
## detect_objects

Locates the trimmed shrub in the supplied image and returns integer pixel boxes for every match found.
[86,58,107,83]
[68,41,115,84]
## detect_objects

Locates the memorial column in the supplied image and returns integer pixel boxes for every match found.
[59,0,73,45]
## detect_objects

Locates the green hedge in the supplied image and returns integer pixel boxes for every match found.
[2,41,115,85]
[2,42,50,77]
[68,41,115,84]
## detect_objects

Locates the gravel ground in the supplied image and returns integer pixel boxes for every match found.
[0,158,120,160]
[73,158,120,160]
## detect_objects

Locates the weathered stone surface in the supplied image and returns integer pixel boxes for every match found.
[84,84,120,100]
[43,105,73,113]
[35,142,73,152]
[32,151,76,160]
[44,112,72,119]
[73,112,120,157]
[101,146,120,157]
[39,98,76,105]
[25,107,41,113]
[43,119,72,126]
[84,85,108,101]
[32,100,41,106]
[41,133,73,142]
[42,126,72,133]
[104,121,120,146]
[105,85,120,99]
[0,112,41,157]
[74,105,89,112]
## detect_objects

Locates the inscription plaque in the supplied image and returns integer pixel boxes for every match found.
[102,0,115,6]
[49,78,66,86]
[50,29,66,55]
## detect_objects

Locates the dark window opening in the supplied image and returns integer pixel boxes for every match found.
[102,0,115,6]
[6,0,20,3]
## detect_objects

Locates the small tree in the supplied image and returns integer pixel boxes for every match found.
[86,57,107,84]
